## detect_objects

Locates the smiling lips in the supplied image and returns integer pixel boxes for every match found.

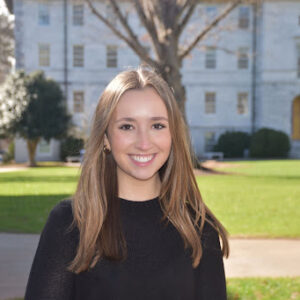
[129,154,156,166]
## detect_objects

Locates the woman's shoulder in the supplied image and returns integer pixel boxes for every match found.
[51,198,73,215]
[46,198,75,231]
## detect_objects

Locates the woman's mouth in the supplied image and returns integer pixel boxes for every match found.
[129,154,156,166]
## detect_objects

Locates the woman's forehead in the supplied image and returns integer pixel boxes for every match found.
[112,87,169,120]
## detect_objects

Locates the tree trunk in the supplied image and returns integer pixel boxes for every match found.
[26,138,40,167]
[159,64,204,169]
[158,61,187,121]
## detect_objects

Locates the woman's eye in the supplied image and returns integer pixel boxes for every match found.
[119,124,133,130]
[153,123,166,129]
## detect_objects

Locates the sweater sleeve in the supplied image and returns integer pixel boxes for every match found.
[194,218,227,300]
[24,200,78,300]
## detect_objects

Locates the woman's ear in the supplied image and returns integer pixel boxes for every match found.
[104,132,111,150]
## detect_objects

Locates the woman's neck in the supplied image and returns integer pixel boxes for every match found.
[117,173,161,201]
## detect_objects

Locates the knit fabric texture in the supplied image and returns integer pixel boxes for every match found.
[25,197,227,300]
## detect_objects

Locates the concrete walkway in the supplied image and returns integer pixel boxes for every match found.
[0,234,299,300]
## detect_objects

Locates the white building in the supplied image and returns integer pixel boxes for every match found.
[7,0,300,162]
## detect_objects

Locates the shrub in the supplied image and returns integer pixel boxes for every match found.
[214,131,251,158]
[3,141,14,163]
[249,128,290,158]
[60,136,84,161]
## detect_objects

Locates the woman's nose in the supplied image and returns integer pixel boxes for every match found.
[135,128,152,151]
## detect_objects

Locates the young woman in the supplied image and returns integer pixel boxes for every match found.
[25,68,229,300]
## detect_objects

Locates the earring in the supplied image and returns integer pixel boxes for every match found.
[103,145,111,154]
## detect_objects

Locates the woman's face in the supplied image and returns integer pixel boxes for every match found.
[105,87,172,186]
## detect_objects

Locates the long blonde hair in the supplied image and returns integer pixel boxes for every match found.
[69,68,229,274]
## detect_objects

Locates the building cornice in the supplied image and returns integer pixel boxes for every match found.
[4,0,299,16]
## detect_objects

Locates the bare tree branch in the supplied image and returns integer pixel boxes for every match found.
[85,0,158,68]
[109,0,143,50]
[179,0,243,60]
[175,0,197,37]
[133,0,161,56]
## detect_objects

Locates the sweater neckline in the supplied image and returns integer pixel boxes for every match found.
[118,196,160,208]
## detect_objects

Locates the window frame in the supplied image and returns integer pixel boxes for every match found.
[73,4,84,26]
[238,6,250,29]
[73,91,85,113]
[106,45,118,68]
[204,131,216,152]
[205,46,216,69]
[238,47,249,69]
[38,3,50,26]
[73,45,84,67]
[106,3,116,26]
[237,92,248,114]
[205,92,216,114]
[38,43,50,67]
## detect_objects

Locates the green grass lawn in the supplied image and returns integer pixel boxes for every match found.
[0,159,299,236]
[226,277,300,300]
[0,164,80,233]
[197,159,300,238]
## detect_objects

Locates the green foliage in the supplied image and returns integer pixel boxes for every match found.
[0,70,30,137]
[0,12,14,84]
[0,70,72,141]
[2,140,14,163]
[214,131,251,158]
[60,136,84,161]
[250,128,290,158]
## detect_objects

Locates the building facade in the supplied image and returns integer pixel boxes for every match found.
[10,0,300,162]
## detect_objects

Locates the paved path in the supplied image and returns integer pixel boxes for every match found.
[0,234,299,300]
[0,166,28,173]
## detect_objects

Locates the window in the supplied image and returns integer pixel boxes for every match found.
[205,6,217,19]
[205,92,216,114]
[73,91,84,113]
[205,47,216,69]
[73,4,84,26]
[106,3,116,26]
[238,47,249,69]
[237,93,248,114]
[38,139,51,154]
[106,45,117,68]
[238,6,250,29]
[204,132,216,152]
[73,45,84,67]
[39,44,50,66]
[38,3,50,25]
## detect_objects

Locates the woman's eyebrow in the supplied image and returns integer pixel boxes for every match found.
[115,117,169,123]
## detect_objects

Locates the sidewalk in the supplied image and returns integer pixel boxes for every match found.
[0,233,299,300]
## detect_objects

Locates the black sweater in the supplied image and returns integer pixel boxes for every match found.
[25,197,227,300]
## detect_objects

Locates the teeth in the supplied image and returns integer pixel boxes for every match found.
[131,155,154,162]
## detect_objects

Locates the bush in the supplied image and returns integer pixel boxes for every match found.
[214,131,251,158]
[3,141,14,163]
[60,136,84,161]
[249,128,290,158]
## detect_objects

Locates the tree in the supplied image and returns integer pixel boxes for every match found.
[0,70,72,166]
[0,12,14,84]
[85,0,248,121]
